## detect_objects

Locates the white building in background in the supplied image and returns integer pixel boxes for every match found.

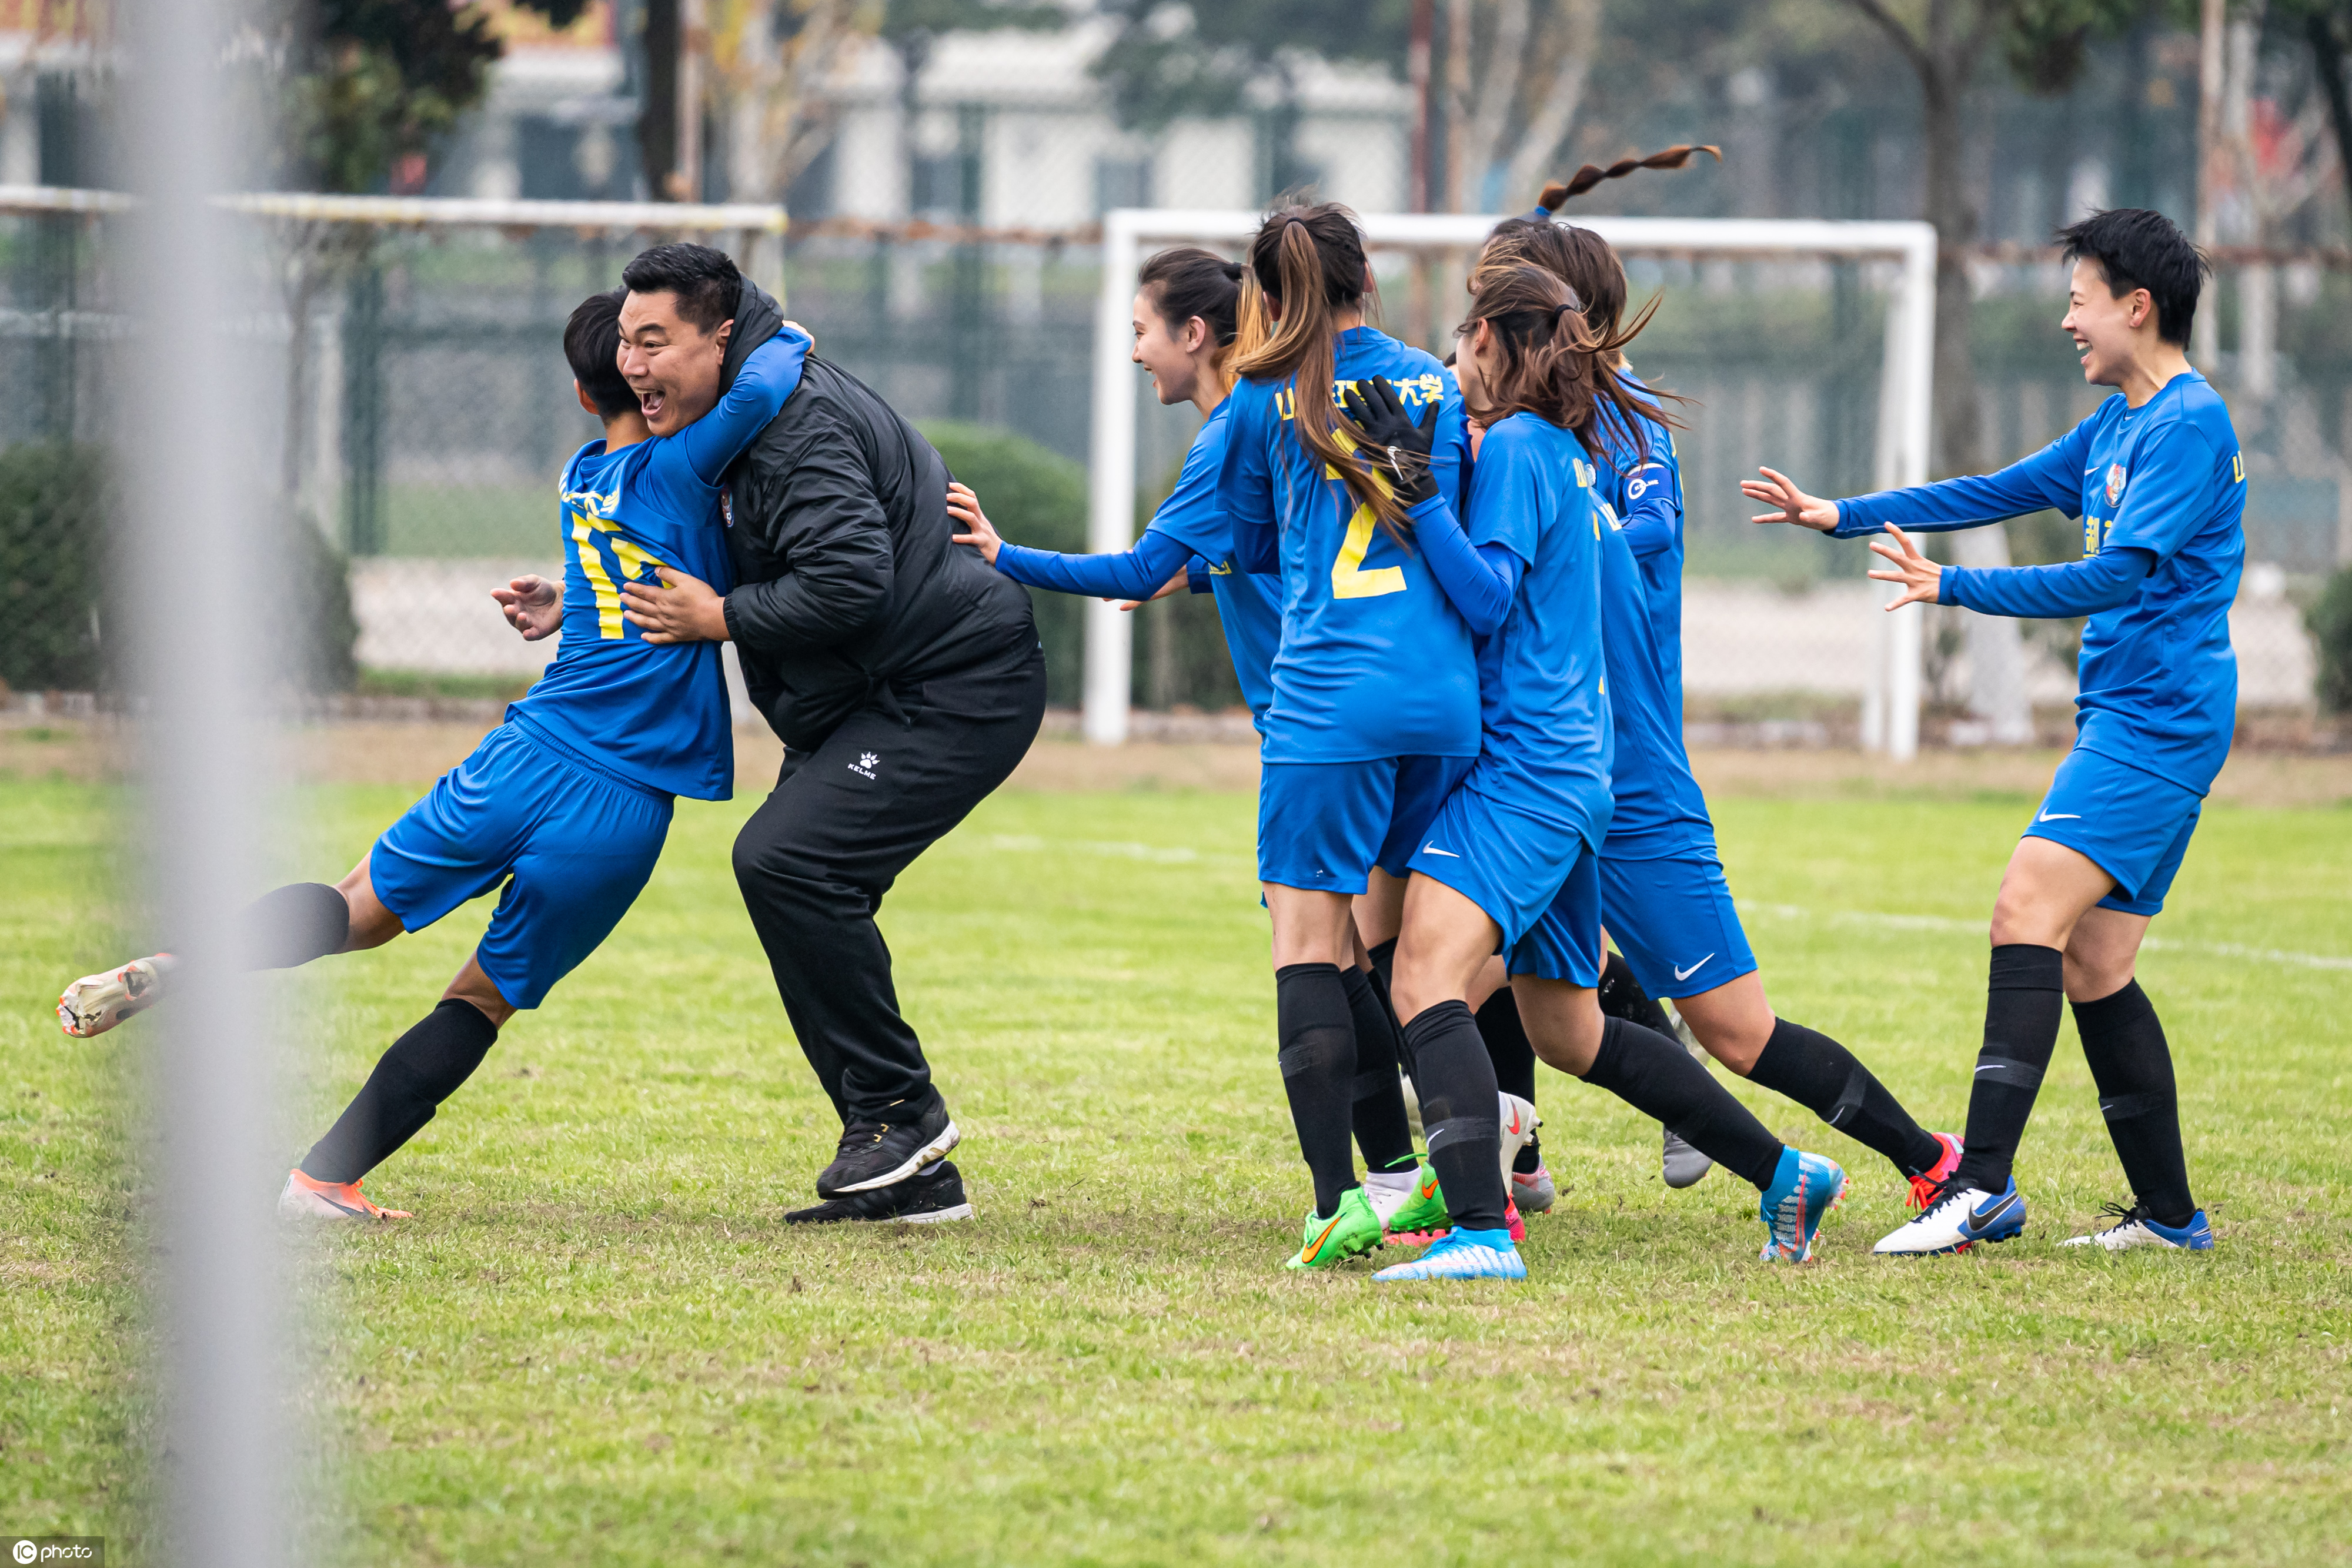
[437,16,1412,222]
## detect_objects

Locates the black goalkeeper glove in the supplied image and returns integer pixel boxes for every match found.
[1339,378,1441,506]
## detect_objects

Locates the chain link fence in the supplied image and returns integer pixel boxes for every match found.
[0,191,2343,743]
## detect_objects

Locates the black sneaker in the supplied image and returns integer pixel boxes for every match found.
[786,1161,974,1225]
[814,1092,960,1197]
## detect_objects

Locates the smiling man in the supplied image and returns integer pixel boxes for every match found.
[611,244,1044,1225]
[1743,208,2243,1258]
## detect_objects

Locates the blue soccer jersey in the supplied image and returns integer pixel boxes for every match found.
[994,398,1281,722]
[1218,325,1479,763]
[1459,413,1614,842]
[1833,370,2244,794]
[507,330,809,800]
[1590,385,1713,859]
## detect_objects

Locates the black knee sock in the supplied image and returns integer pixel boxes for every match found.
[2074,980,2195,1227]
[1401,1001,1508,1232]
[1365,939,1414,1078]
[1746,1017,1946,1178]
[1950,944,2065,1193]
[300,998,499,1183]
[1584,1017,1785,1189]
[1598,949,1678,1039]
[1475,987,1544,1173]
[1341,967,1418,1174]
[241,882,351,969]
[1274,963,1360,1217]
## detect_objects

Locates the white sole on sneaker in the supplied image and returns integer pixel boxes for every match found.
[897,1202,975,1223]
[833,1119,961,1194]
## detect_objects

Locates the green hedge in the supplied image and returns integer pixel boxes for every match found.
[2311,566,2352,713]
[0,442,357,696]
[921,420,1243,714]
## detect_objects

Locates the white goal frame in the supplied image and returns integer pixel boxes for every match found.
[1087,210,1938,760]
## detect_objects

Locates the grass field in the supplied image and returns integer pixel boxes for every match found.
[4,762,2349,1564]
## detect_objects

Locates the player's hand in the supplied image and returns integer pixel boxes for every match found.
[492,574,561,641]
[620,564,730,644]
[1740,466,1839,532]
[1866,524,1943,610]
[1339,378,1439,504]
[1115,568,1190,611]
[783,318,814,351]
[946,480,1002,564]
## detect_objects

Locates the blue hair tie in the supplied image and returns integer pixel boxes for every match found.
[1526,205,1552,222]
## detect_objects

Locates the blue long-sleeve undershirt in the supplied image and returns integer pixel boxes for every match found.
[1940,547,2154,619]
[1406,492,1523,636]
[994,530,1194,600]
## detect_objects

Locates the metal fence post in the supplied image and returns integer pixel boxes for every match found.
[121,0,288,1562]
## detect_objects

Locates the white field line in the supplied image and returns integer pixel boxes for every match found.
[1738,901,2352,973]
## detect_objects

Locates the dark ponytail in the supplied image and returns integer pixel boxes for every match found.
[1476,221,1683,460]
[1228,201,1412,541]
[1138,246,1259,392]
[1532,143,1721,215]
[1456,263,1677,460]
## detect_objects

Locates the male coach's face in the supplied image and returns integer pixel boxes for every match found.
[618,290,734,437]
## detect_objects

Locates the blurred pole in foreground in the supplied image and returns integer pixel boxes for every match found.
[121,0,287,1564]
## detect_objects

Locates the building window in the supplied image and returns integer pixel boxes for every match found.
[1094,155,1154,215]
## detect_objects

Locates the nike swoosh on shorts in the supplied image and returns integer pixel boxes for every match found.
[1673,955,1715,982]
[1421,842,1460,858]
[2037,811,2082,821]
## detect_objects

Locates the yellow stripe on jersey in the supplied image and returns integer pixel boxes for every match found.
[570,507,627,638]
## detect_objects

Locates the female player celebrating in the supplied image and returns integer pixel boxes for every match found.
[1746,208,2234,1255]
[1477,211,1963,1208]
[947,246,1431,1223]
[1358,263,1848,1282]
[1216,200,1479,1269]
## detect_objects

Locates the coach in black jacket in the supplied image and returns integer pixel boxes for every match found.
[617,244,1044,1218]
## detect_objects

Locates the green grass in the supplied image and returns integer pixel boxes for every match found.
[5,777,2350,1564]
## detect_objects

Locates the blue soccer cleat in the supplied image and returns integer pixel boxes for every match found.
[1873,1175,2027,1255]
[1758,1147,1847,1262]
[2059,1201,2213,1252]
[1372,1226,1526,1282]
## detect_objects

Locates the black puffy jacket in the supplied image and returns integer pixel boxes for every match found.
[714,279,1038,753]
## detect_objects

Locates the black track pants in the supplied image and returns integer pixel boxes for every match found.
[732,650,1047,1121]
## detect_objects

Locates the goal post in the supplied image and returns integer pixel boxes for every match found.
[1085,209,1937,760]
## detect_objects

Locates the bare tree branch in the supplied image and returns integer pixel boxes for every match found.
[1840,0,1935,80]
[1462,0,1532,203]
[1502,0,1602,207]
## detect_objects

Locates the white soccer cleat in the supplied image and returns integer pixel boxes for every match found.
[58,954,177,1038]
[2057,1201,2213,1252]
[1497,1092,1539,1185]
[1873,1178,2026,1255]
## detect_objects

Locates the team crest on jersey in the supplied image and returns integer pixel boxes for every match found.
[2104,463,2127,506]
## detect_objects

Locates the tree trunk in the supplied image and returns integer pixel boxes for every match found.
[1917,1,2031,742]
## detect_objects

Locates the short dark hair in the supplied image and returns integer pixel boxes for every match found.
[619,242,741,335]
[564,288,635,418]
[2054,208,2209,348]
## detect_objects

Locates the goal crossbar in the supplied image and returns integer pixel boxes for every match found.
[1086,209,1936,759]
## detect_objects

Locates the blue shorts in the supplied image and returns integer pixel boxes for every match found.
[2023,744,2203,917]
[369,723,674,1009]
[1258,754,1474,894]
[1598,851,1760,999]
[1408,783,1592,951]
[1506,848,1604,987]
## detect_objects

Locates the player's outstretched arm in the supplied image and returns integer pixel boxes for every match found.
[951,479,1190,602]
[1741,467,1839,531]
[492,574,562,640]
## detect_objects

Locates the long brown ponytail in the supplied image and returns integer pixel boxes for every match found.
[1535,144,1720,212]
[1227,201,1413,540]
[1456,264,1677,460]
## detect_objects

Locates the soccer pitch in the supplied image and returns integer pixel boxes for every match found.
[6,761,2349,1564]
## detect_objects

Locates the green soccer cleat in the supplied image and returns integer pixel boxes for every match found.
[1371,1159,1452,1242]
[1285,1185,1385,1269]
